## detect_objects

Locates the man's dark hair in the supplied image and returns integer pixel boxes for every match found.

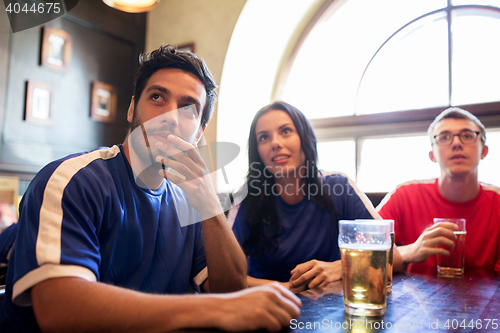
[240,101,337,257]
[133,44,218,128]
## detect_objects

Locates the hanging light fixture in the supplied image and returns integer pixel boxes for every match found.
[103,0,159,13]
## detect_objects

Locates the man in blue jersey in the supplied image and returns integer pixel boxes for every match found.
[0,45,301,332]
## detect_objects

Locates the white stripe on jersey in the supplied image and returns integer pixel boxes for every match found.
[14,264,97,306]
[324,171,382,219]
[481,182,500,195]
[36,146,121,266]
[376,178,435,211]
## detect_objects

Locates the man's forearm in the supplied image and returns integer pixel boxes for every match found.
[202,213,247,292]
[32,277,226,333]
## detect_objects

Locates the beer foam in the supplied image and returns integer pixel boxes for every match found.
[339,244,391,251]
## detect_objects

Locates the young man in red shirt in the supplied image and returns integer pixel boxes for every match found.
[378,107,500,274]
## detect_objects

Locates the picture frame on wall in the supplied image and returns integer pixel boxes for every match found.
[90,81,117,124]
[24,81,55,126]
[0,176,19,206]
[40,26,72,73]
[177,43,195,53]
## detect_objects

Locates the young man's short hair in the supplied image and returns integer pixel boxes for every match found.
[133,44,218,129]
[427,107,486,144]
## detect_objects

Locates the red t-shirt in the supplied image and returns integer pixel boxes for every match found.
[378,178,500,273]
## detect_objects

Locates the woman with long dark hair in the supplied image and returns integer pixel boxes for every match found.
[229,101,380,291]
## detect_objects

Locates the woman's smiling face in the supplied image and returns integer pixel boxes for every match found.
[255,109,306,179]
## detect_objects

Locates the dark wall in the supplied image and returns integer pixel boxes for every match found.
[0,0,146,183]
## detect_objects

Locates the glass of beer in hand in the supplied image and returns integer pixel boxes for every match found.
[434,218,466,276]
[339,220,392,316]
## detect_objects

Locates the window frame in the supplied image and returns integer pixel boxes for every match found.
[275,0,500,166]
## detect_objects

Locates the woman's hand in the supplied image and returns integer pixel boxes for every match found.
[279,281,308,294]
[289,260,342,290]
[247,276,307,294]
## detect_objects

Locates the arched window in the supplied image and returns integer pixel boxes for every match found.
[277,0,500,191]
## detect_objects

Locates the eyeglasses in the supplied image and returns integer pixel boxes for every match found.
[433,129,482,146]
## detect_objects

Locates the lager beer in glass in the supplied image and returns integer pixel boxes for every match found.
[387,220,395,293]
[434,218,466,276]
[339,220,391,316]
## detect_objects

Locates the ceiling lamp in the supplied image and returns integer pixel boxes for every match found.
[103,0,159,13]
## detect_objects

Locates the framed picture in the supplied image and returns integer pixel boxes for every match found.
[40,26,72,73]
[0,176,19,206]
[177,43,195,53]
[24,81,55,126]
[90,81,117,124]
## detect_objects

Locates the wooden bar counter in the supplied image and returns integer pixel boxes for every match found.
[293,269,500,332]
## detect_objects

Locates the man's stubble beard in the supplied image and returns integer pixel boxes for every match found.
[128,107,193,175]
[129,109,163,174]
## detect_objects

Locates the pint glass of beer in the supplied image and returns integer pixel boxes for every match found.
[387,220,395,294]
[339,220,392,316]
[434,218,466,276]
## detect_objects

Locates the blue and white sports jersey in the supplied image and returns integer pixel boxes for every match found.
[0,145,206,332]
[232,173,379,282]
